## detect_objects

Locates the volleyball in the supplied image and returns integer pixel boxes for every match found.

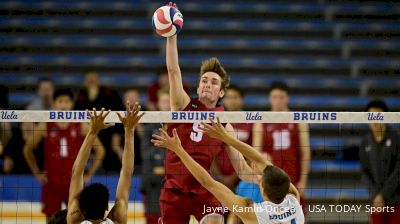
[152,5,183,37]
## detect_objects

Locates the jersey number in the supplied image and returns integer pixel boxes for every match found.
[60,137,68,158]
[272,129,291,150]
[190,122,204,142]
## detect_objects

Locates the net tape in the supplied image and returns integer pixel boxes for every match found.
[0,110,398,123]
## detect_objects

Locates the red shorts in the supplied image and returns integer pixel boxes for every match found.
[159,188,224,224]
[41,183,69,217]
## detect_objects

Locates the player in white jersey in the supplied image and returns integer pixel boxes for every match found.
[66,103,144,224]
[152,118,304,224]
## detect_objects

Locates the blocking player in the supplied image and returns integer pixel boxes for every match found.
[67,103,144,224]
[163,3,257,223]
[23,89,105,221]
[152,118,305,224]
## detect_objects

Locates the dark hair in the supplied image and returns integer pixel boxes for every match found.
[268,82,289,94]
[38,77,53,86]
[365,99,388,112]
[262,166,290,204]
[48,209,67,224]
[53,88,74,101]
[84,70,98,76]
[227,84,244,98]
[157,66,168,76]
[79,183,109,220]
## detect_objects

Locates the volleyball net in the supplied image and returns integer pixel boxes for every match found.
[0,110,399,224]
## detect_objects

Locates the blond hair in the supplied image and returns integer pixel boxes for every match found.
[199,57,230,91]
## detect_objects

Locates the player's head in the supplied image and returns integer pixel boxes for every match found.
[198,57,230,105]
[52,88,74,111]
[48,209,67,224]
[37,77,54,98]
[223,85,244,111]
[365,99,388,132]
[260,165,291,204]
[123,88,140,107]
[268,82,289,112]
[79,183,109,221]
[157,89,171,111]
[83,70,100,89]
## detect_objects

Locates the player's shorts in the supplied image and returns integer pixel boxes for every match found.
[41,183,69,217]
[159,188,224,224]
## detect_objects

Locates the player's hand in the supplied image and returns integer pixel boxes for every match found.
[35,172,48,184]
[168,2,177,9]
[151,128,182,152]
[87,108,115,134]
[116,101,144,132]
[200,117,228,140]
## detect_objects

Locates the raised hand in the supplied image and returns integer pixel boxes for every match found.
[151,128,182,152]
[87,108,115,134]
[168,1,177,8]
[200,117,229,140]
[116,101,144,132]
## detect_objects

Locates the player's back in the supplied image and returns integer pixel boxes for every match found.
[253,194,304,224]
[262,123,300,183]
[165,98,225,193]
[45,123,83,187]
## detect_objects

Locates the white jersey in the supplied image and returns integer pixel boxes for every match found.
[81,218,114,224]
[253,194,304,224]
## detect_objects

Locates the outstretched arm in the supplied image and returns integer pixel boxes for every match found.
[201,118,301,200]
[108,102,144,223]
[67,108,114,224]
[152,129,257,223]
[224,123,261,184]
[201,119,270,174]
[166,3,190,110]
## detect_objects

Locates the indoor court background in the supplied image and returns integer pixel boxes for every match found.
[1,0,400,223]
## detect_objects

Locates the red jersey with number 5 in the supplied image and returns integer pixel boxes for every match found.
[166,98,225,193]
[45,123,83,187]
[262,123,301,184]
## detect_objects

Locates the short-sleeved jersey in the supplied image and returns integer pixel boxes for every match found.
[166,98,224,193]
[253,194,304,224]
[262,124,300,184]
[45,123,83,187]
[215,123,253,175]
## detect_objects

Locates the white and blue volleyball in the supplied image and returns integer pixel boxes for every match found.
[152,6,183,37]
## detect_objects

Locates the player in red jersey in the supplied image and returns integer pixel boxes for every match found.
[162,4,256,223]
[253,82,310,207]
[23,89,105,220]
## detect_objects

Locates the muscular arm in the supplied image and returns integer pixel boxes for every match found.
[107,130,134,224]
[23,123,45,179]
[224,124,261,184]
[166,36,190,110]
[67,130,98,224]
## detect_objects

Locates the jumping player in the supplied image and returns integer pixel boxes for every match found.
[67,103,144,224]
[152,117,305,224]
[162,3,256,223]
[23,89,105,220]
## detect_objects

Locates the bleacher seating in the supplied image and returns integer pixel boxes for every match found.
[1,0,399,223]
